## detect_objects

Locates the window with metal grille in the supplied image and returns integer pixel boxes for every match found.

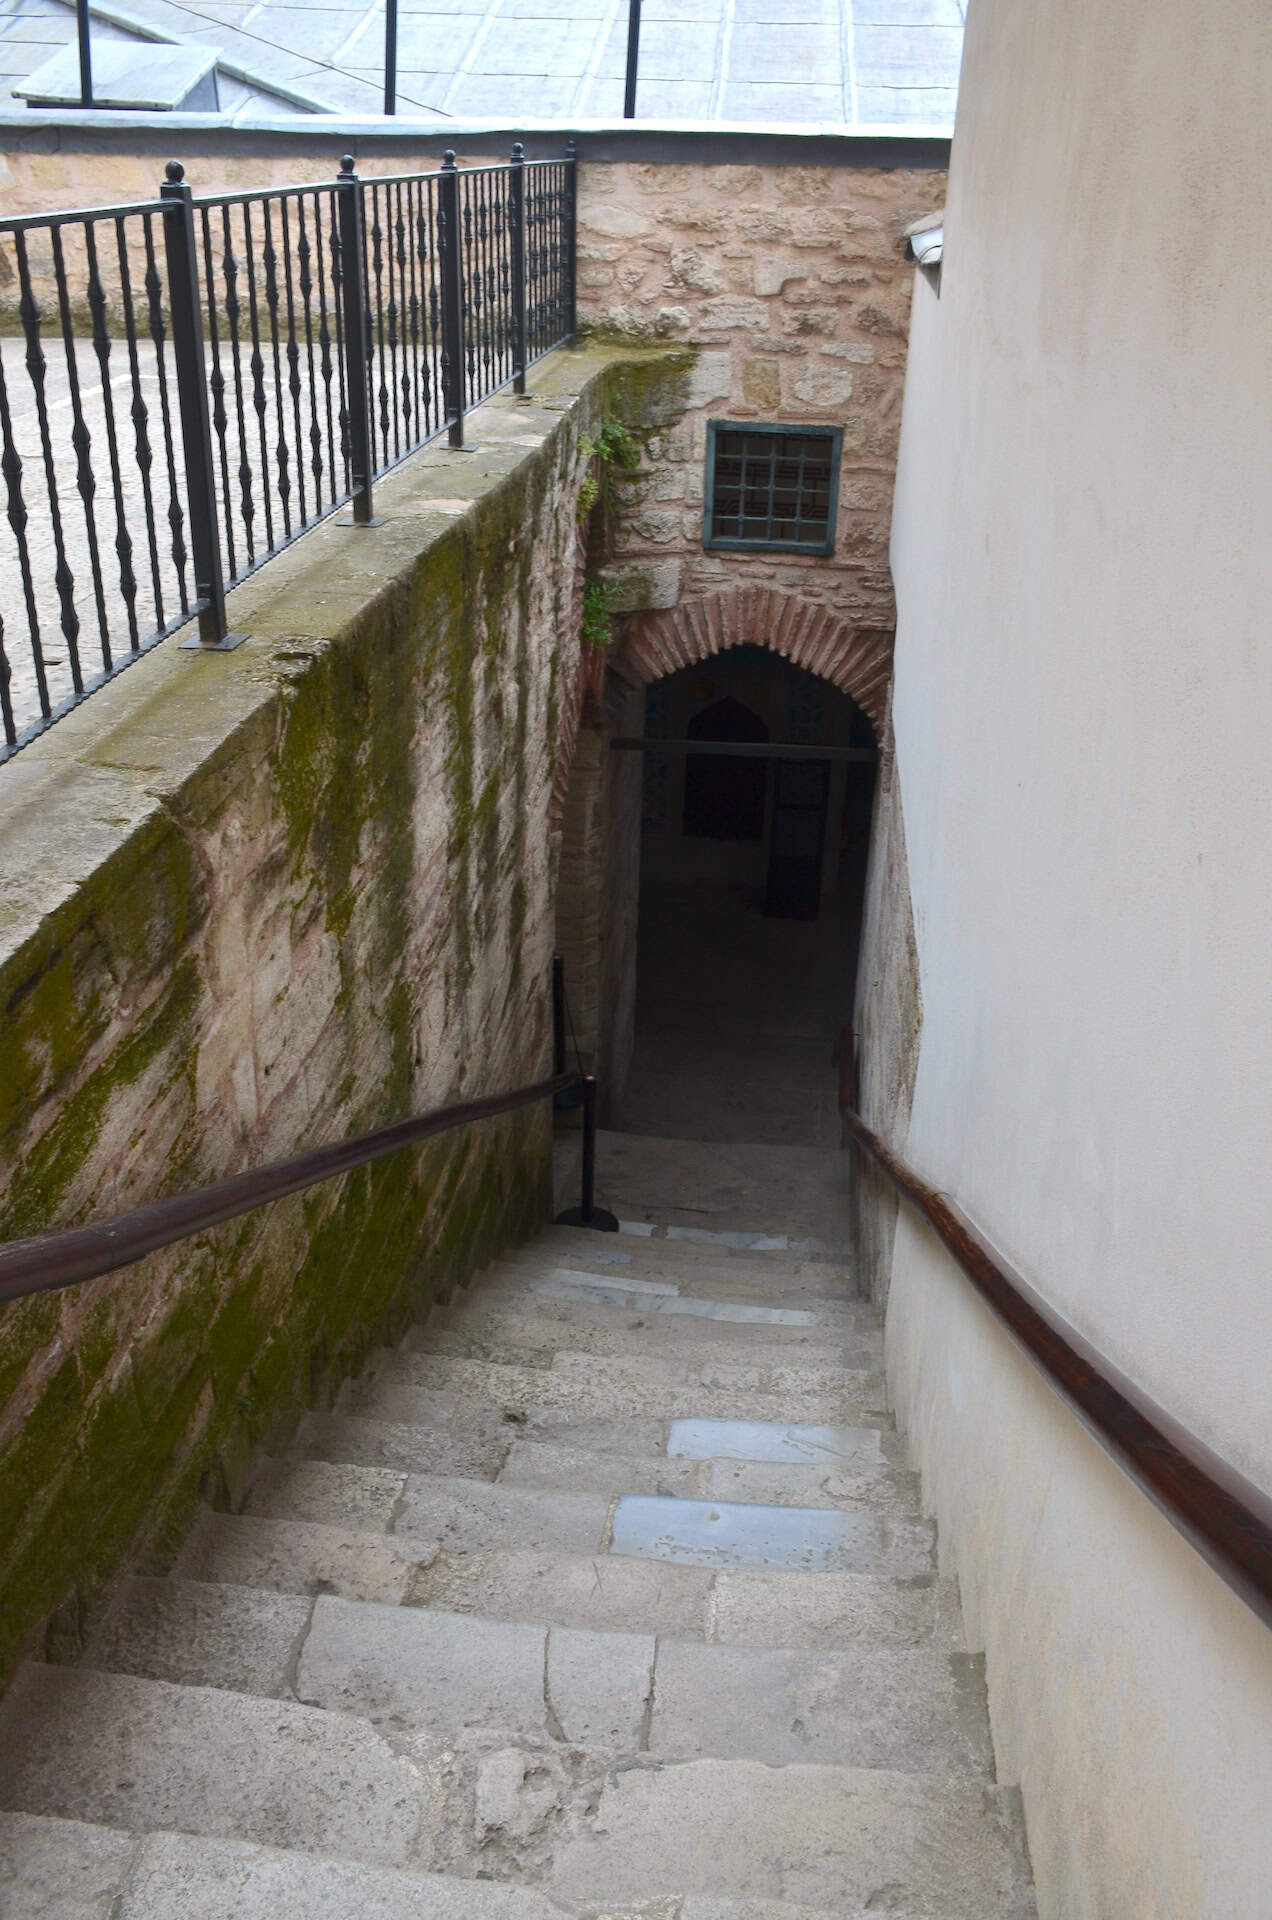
[703,422,842,555]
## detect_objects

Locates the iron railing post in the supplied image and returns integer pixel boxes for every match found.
[554,1072,618,1230]
[75,0,93,106]
[438,151,466,449]
[384,0,397,115]
[623,0,641,118]
[335,155,375,524]
[564,139,578,342]
[510,142,528,396]
[160,161,236,649]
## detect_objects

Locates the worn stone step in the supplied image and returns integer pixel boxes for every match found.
[497,1247,860,1305]
[177,1515,965,1650]
[176,1509,437,1606]
[0,1812,975,1920]
[496,1435,921,1514]
[298,1406,914,1512]
[0,1665,429,1868]
[380,1349,890,1426]
[0,1817,583,1920]
[610,1492,934,1577]
[478,1259,875,1321]
[244,1457,613,1556]
[242,1457,933,1574]
[539,1757,1036,1915]
[418,1311,884,1373]
[89,1582,990,1778]
[417,1326,884,1393]
[449,1279,876,1336]
[528,1221,854,1273]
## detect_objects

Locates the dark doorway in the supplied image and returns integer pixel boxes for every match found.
[682,696,769,840]
[764,756,830,919]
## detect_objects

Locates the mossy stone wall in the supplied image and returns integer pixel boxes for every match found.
[0,344,687,1690]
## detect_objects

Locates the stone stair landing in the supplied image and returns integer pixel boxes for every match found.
[0,1139,1037,1920]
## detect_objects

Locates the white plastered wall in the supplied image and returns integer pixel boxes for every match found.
[880,0,1272,1911]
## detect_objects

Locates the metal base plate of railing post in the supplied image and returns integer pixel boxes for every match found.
[180,630,249,651]
[554,1203,620,1232]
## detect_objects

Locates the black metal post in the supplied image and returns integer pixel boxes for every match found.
[76,0,93,107]
[336,155,375,525]
[160,162,239,650]
[563,139,578,342]
[384,0,397,115]
[555,1074,619,1231]
[509,142,527,396]
[623,0,641,118]
[438,151,465,449]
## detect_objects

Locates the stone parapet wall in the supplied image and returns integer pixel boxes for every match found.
[577,159,945,639]
[0,341,682,1690]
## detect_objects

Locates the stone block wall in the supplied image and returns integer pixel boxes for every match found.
[0,343,675,1688]
[576,159,946,636]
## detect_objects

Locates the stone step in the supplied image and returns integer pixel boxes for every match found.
[496,1248,860,1305]
[416,1326,884,1392]
[90,1582,991,1777]
[450,1278,876,1335]
[0,1810,989,1920]
[495,1435,921,1514]
[300,1406,915,1513]
[0,1817,581,1920]
[539,1757,1036,1915]
[245,1456,935,1575]
[418,1311,884,1373]
[178,1514,965,1650]
[378,1349,890,1426]
[244,1458,613,1556]
[0,1665,429,1869]
[528,1222,855,1276]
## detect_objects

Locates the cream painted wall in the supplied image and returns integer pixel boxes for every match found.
[880,0,1272,1910]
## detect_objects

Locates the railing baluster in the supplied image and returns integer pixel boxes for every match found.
[438,151,465,450]
[85,222,138,651]
[279,195,308,530]
[50,225,112,673]
[14,230,83,698]
[142,212,190,616]
[510,144,527,396]
[0,344,49,732]
[260,197,292,542]
[116,214,167,626]
[199,204,237,580]
[160,161,236,649]
[335,156,375,525]
[241,202,275,555]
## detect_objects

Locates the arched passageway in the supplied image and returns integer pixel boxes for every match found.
[623,642,877,1147]
[552,586,888,1146]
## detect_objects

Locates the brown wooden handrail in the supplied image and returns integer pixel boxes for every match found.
[838,1030,1272,1629]
[0,1072,582,1306]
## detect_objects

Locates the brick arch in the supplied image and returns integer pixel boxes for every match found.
[613,586,893,736]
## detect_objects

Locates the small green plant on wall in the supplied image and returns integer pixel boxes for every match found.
[576,418,640,520]
[582,578,619,651]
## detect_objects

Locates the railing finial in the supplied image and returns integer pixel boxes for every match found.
[339,153,357,179]
[165,160,185,184]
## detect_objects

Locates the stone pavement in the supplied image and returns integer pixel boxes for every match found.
[0,0,963,123]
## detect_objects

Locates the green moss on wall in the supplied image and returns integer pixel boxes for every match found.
[0,343,691,1694]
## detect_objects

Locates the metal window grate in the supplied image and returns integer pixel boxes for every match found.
[704,422,841,555]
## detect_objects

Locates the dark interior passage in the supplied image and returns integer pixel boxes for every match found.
[618,646,876,1148]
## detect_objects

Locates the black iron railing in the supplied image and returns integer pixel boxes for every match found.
[0,142,577,762]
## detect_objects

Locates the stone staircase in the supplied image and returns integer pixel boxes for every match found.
[0,1155,1037,1918]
